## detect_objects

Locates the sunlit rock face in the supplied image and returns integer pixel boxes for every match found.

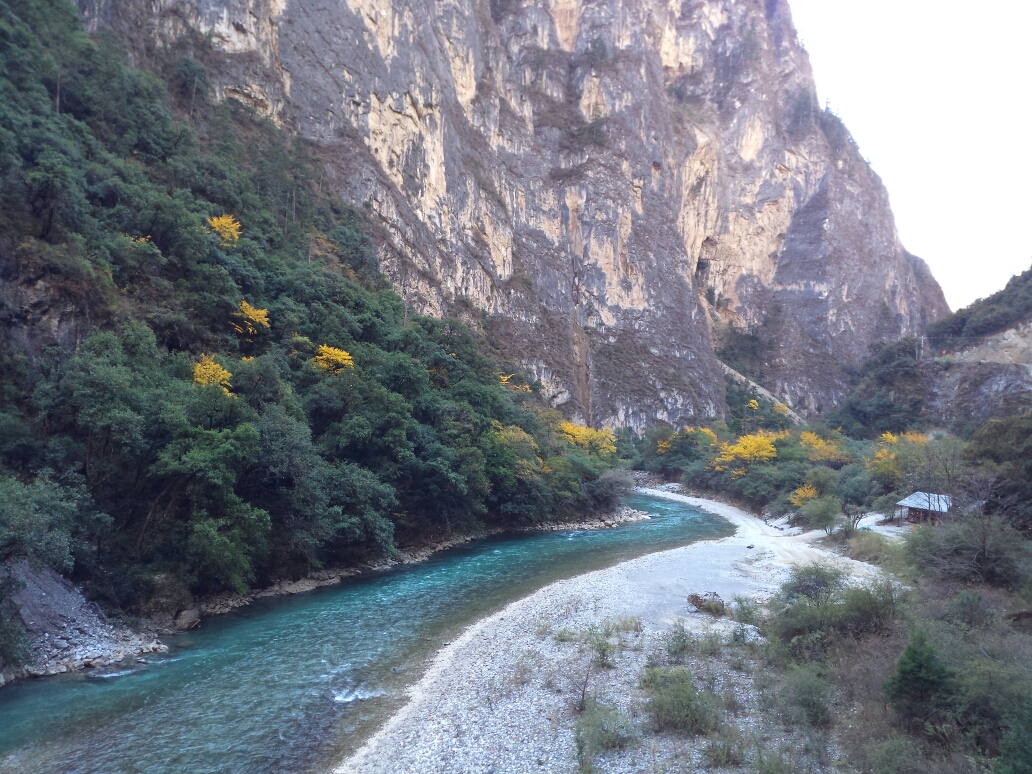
[78,0,949,426]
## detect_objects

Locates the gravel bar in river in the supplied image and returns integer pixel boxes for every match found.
[337,490,877,774]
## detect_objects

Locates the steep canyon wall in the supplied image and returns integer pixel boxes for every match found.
[77,0,950,427]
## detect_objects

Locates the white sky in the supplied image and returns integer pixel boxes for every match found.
[786,0,1032,311]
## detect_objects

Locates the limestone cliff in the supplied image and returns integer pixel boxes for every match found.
[77,0,950,426]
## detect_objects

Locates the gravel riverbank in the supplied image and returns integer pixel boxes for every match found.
[337,489,878,774]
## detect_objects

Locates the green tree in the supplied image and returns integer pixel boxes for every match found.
[883,630,956,729]
[998,697,1032,774]
[800,496,840,535]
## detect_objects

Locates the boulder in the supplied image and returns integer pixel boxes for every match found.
[174,608,201,630]
[687,592,726,616]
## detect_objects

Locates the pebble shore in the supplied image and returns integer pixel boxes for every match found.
[338,489,876,774]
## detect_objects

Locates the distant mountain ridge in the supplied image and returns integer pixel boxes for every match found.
[928,264,1032,354]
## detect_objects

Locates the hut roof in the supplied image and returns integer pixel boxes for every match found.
[896,492,952,512]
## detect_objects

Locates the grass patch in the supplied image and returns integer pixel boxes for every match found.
[702,722,746,767]
[754,743,795,774]
[614,615,642,633]
[554,628,577,643]
[780,664,832,728]
[641,666,722,734]
[575,699,636,772]
[847,530,904,568]
[665,620,692,662]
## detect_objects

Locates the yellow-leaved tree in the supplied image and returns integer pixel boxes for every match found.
[712,432,778,472]
[798,431,852,465]
[658,427,718,456]
[789,484,819,507]
[193,354,232,395]
[558,421,617,457]
[497,373,532,393]
[230,300,270,337]
[312,344,355,373]
[693,427,720,446]
[207,214,242,246]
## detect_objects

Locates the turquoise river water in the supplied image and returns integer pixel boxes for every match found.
[0,494,732,773]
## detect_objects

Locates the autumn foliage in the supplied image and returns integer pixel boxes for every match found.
[712,432,780,470]
[193,354,233,395]
[799,431,852,466]
[789,484,819,507]
[207,214,243,246]
[312,344,355,373]
[230,300,271,337]
[559,422,617,457]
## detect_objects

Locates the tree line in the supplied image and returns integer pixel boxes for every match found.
[0,0,626,664]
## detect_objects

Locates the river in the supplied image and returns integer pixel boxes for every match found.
[0,493,732,773]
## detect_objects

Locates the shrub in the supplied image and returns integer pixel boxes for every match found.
[997,697,1032,774]
[0,602,29,668]
[641,667,721,734]
[575,699,636,772]
[732,595,759,625]
[781,564,846,606]
[864,737,926,774]
[800,496,841,534]
[768,575,900,657]
[665,620,692,662]
[951,590,995,629]
[587,626,616,668]
[781,664,832,728]
[702,722,745,766]
[836,579,902,638]
[883,631,957,730]
[581,469,633,511]
[906,517,1032,588]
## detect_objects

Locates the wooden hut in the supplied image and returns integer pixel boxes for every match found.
[894,492,952,525]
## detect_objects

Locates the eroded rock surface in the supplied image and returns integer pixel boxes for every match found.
[1,561,167,686]
[76,0,950,423]
[925,320,1032,426]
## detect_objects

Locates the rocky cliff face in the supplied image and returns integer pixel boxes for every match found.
[77,0,950,427]
[924,320,1032,427]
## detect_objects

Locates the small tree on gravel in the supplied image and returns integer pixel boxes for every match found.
[781,564,846,607]
[800,496,841,535]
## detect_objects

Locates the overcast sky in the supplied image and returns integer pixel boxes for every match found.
[787,0,1032,312]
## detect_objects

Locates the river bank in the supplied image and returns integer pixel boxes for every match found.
[0,561,168,688]
[338,489,880,774]
[1,506,652,689]
[195,505,653,617]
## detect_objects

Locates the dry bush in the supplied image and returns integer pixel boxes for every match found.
[847,530,901,565]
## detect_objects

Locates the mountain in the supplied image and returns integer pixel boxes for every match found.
[829,268,1032,437]
[76,0,950,425]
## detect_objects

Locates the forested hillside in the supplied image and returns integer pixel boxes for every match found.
[626,370,1032,774]
[0,0,623,642]
[928,263,1032,352]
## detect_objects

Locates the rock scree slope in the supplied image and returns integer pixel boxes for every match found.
[76,0,949,424]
